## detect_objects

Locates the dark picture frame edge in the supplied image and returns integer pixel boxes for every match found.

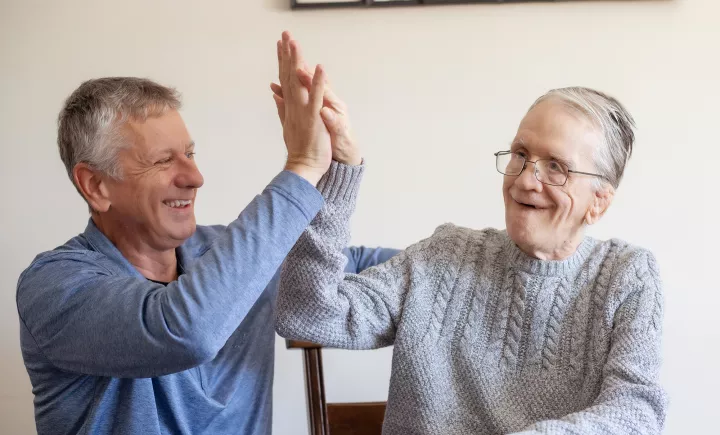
[291,0,556,10]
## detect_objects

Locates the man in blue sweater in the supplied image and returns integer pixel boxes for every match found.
[17,32,395,434]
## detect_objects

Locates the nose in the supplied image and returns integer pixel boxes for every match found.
[175,157,204,190]
[515,161,543,192]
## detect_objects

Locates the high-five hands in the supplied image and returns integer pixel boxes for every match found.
[273,32,362,183]
[276,31,332,186]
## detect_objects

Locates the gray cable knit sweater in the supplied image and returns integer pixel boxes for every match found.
[276,162,667,435]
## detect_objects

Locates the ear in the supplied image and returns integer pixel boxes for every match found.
[73,163,112,213]
[584,183,615,225]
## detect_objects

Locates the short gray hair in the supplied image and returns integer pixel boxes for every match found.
[529,87,635,189]
[57,77,182,194]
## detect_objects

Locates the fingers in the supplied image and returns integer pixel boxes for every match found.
[276,40,282,78]
[279,34,291,83]
[274,78,344,123]
[274,54,345,117]
[277,43,290,104]
[320,86,344,113]
[289,40,304,87]
[270,82,283,98]
[280,31,313,104]
[279,32,297,101]
[295,68,345,113]
[308,64,326,113]
[277,31,341,116]
[272,94,286,125]
[296,68,313,90]
[281,31,292,63]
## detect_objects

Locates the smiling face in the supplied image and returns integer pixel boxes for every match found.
[101,109,204,251]
[503,99,608,259]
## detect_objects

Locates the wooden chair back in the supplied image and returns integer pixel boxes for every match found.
[286,340,386,435]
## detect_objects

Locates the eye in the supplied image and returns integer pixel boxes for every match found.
[547,160,566,173]
[155,157,172,165]
[185,151,196,159]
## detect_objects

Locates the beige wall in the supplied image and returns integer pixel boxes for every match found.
[1,0,718,433]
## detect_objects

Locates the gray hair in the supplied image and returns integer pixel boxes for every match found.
[529,87,635,189]
[57,77,182,196]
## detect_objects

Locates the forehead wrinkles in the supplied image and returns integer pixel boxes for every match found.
[516,105,601,168]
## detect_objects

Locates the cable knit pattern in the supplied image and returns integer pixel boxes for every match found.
[541,280,569,370]
[424,231,468,342]
[276,162,667,435]
[502,274,526,368]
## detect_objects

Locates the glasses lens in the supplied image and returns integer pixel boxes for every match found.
[497,152,524,175]
[536,160,569,186]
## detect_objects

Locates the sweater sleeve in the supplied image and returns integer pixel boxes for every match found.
[511,253,667,435]
[16,171,324,378]
[275,162,452,350]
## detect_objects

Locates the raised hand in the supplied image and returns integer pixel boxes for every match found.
[271,52,361,167]
[276,31,332,185]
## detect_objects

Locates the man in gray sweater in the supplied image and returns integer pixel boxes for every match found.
[272,71,667,433]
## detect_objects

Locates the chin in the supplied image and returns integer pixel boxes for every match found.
[165,222,197,245]
[507,226,528,248]
[506,217,538,251]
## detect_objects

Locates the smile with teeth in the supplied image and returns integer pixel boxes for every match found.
[163,199,192,208]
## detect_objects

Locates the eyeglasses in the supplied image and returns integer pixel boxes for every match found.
[494,151,607,187]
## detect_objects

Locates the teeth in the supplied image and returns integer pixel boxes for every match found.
[165,200,191,208]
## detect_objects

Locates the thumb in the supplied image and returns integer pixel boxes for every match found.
[272,94,286,125]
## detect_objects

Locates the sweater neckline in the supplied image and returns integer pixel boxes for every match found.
[503,233,595,277]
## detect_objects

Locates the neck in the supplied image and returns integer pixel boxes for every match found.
[92,214,178,282]
[523,229,586,261]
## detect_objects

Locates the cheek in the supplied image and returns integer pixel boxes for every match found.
[137,174,171,203]
[109,181,140,208]
[502,178,514,201]
[546,188,573,216]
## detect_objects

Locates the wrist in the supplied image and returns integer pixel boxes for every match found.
[333,150,363,166]
[284,161,326,186]
[336,155,362,166]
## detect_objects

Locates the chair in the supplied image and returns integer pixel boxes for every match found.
[286,340,387,435]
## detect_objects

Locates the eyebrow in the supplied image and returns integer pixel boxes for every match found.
[509,139,575,169]
[152,141,195,157]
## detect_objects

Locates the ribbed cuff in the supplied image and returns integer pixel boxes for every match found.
[316,160,365,204]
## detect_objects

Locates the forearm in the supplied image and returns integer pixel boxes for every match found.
[18,171,324,377]
[276,162,405,349]
[157,171,325,352]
